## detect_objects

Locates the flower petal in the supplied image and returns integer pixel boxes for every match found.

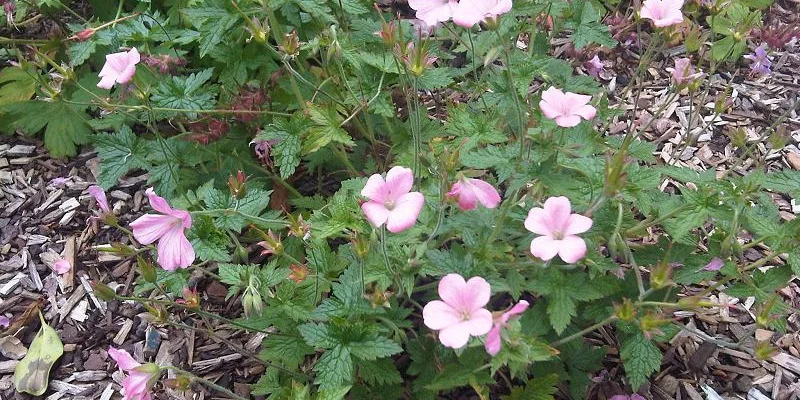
[557,235,588,263]
[565,214,593,235]
[530,235,559,261]
[499,300,530,325]
[555,115,582,127]
[97,75,117,89]
[422,300,462,330]
[156,226,195,271]
[524,207,550,235]
[463,308,493,335]
[438,324,471,348]
[88,185,110,213]
[485,325,502,355]
[361,173,386,202]
[438,273,467,306]
[575,104,597,120]
[467,178,501,209]
[144,188,174,215]
[361,201,390,228]
[462,276,492,311]
[386,192,424,233]
[543,196,572,231]
[384,166,414,200]
[108,347,141,371]
[130,214,177,245]
[52,259,71,274]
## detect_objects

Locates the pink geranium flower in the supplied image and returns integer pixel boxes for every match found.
[485,300,529,355]
[640,0,684,28]
[447,177,501,211]
[524,196,593,263]
[52,258,71,274]
[97,48,141,89]
[361,166,425,233]
[108,347,159,400]
[666,58,702,86]
[452,0,513,28]
[129,188,195,271]
[88,185,111,214]
[610,395,646,400]
[422,273,493,348]
[408,0,457,27]
[539,87,597,128]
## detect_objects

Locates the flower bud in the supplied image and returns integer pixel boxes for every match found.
[614,298,636,321]
[257,229,283,256]
[288,264,310,284]
[74,28,96,41]
[91,282,117,301]
[639,313,671,337]
[649,260,672,289]
[287,213,310,240]
[242,287,263,317]
[375,20,397,47]
[351,233,370,260]
[176,287,200,308]
[227,171,248,199]
[137,256,157,283]
[279,31,302,59]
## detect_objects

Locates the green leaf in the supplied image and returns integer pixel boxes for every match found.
[619,333,662,390]
[298,322,338,349]
[13,313,64,396]
[528,269,605,334]
[255,120,303,179]
[762,170,800,198]
[182,0,240,58]
[565,0,617,48]
[0,100,92,157]
[151,69,216,119]
[259,334,314,369]
[349,337,403,360]
[68,40,97,66]
[317,385,351,400]
[91,126,150,189]
[357,358,403,386]
[314,345,354,390]
[0,67,36,107]
[502,374,559,400]
[302,104,355,155]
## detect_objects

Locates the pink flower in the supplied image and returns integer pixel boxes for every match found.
[88,185,111,213]
[129,188,195,271]
[361,166,425,233]
[447,177,501,211]
[704,257,724,271]
[408,0,457,27]
[422,274,493,348]
[50,177,70,187]
[452,0,513,28]
[524,196,593,263]
[108,347,159,400]
[539,87,597,128]
[485,300,529,355]
[586,55,604,78]
[97,48,141,89]
[610,395,646,400]
[666,58,702,86]
[640,0,684,28]
[52,258,71,274]
[0,315,9,328]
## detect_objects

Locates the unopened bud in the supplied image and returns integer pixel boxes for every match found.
[242,289,263,317]
[650,260,672,289]
[91,282,117,301]
[74,28,96,41]
[614,298,636,321]
[352,233,370,260]
[137,256,157,283]
[227,171,248,199]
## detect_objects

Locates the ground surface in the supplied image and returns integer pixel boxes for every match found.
[1,2,800,399]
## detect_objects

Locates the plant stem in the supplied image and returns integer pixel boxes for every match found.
[163,366,250,400]
[550,316,617,347]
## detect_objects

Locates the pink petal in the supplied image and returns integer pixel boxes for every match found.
[384,166,414,201]
[170,209,192,229]
[97,75,116,89]
[499,300,530,324]
[524,207,551,235]
[438,274,468,306]
[52,259,71,274]
[463,308,493,335]
[144,188,174,215]
[155,226,195,271]
[543,196,572,231]
[555,115,582,127]
[466,178,501,209]
[361,201,390,228]
[409,0,455,25]
[575,104,597,120]
[704,257,724,271]
[540,87,564,104]
[130,214,177,245]
[117,63,137,85]
[108,347,140,371]
[422,300,463,330]
[530,235,559,261]
[539,99,563,119]
[452,1,484,27]
[438,323,471,348]
[448,182,475,211]
[361,174,387,202]
[462,276,492,311]
[485,325,502,355]
[385,191,424,233]
[88,185,110,213]
[565,214,593,235]
[490,0,513,15]
[557,235,588,263]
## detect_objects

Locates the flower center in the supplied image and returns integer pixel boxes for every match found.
[384,199,395,210]
[552,230,564,240]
